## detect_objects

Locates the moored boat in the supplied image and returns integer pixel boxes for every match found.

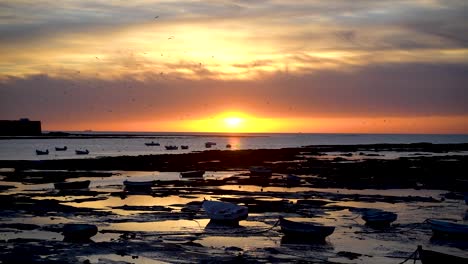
[428,219,468,239]
[362,209,397,227]
[226,144,232,148]
[55,146,67,151]
[286,174,301,186]
[181,145,189,149]
[203,200,248,224]
[249,166,272,176]
[63,224,98,242]
[417,245,468,264]
[54,180,91,190]
[279,216,335,240]
[75,149,89,155]
[180,170,205,178]
[205,142,216,148]
[464,193,468,205]
[165,145,178,150]
[123,180,154,191]
[144,141,160,146]
[36,149,49,155]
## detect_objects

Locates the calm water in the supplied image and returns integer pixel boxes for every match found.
[1,133,467,160]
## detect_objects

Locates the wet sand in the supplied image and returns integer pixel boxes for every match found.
[1,144,467,263]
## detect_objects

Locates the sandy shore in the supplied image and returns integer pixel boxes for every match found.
[1,144,467,263]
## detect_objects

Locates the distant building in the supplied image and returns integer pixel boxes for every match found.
[0,119,42,136]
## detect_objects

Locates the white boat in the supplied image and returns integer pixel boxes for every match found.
[362,209,397,227]
[180,170,205,178]
[123,180,154,191]
[63,224,98,241]
[36,149,49,155]
[428,219,468,238]
[249,166,272,176]
[75,149,89,155]
[202,200,248,223]
[279,216,335,240]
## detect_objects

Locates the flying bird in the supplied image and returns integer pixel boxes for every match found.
[154,16,159,19]
[168,36,174,40]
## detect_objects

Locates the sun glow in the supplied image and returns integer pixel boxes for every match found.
[224,117,244,127]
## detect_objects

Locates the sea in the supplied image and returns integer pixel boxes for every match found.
[1,132,468,160]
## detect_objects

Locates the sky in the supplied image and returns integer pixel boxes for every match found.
[0,0,467,133]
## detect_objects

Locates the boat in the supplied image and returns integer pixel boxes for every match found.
[165,145,178,150]
[286,174,301,186]
[75,149,89,155]
[62,224,98,242]
[123,180,154,191]
[249,166,273,176]
[181,145,189,149]
[55,146,67,151]
[205,142,216,148]
[417,245,468,264]
[226,144,232,148]
[54,180,91,190]
[144,141,160,146]
[36,149,49,155]
[279,216,335,240]
[464,193,468,205]
[428,219,468,239]
[202,200,248,224]
[180,170,205,178]
[361,209,397,227]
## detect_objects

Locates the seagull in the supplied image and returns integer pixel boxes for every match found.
[154,16,159,19]
[168,36,174,40]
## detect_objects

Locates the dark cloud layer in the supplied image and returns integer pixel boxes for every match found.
[1,62,467,125]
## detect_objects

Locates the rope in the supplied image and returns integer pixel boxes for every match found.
[399,246,420,264]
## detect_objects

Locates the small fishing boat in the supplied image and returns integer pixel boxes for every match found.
[226,144,232,148]
[249,166,272,176]
[279,216,335,240]
[202,200,248,224]
[362,209,397,227]
[180,170,205,178]
[54,180,91,190]
[63,224,98,242]
[36,149,49,155]
[144,141,160,146]
[181,145,189,149]
[417,245,468,264]
[123,180,154,191]
[428,219,468,239]
[55,146,67,151]
[75,149,89,155]
[165,145,178,150]
[205,142,216,148]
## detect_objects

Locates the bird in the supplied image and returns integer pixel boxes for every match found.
[168,36,174,40]
[154,16,159,19]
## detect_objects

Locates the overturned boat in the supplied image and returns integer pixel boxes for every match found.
[203,200,248,224]
[428,219,468,239]
[54,180,90,190]
[362,209,397,227]
[63,224,98,242]
[417,245,468,264]
[180,170,205,178]
[279,216,335,241]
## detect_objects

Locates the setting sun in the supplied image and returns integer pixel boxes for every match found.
[224,117,244,127]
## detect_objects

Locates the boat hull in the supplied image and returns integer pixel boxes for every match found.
[180,171,205,178]
[54,180,90,190]
[203,200,248,223]
[418,246,468,264]
[362,210,397,227]
[428,219,468,239]
[123,180,154,192]
[63,224,98,242]
[279,217,335,241]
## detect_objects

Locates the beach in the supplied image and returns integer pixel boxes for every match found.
[1,142,468,263]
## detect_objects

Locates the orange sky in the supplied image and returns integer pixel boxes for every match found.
[1,1,467,133]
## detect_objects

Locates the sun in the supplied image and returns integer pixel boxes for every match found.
[224,117,244,127]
